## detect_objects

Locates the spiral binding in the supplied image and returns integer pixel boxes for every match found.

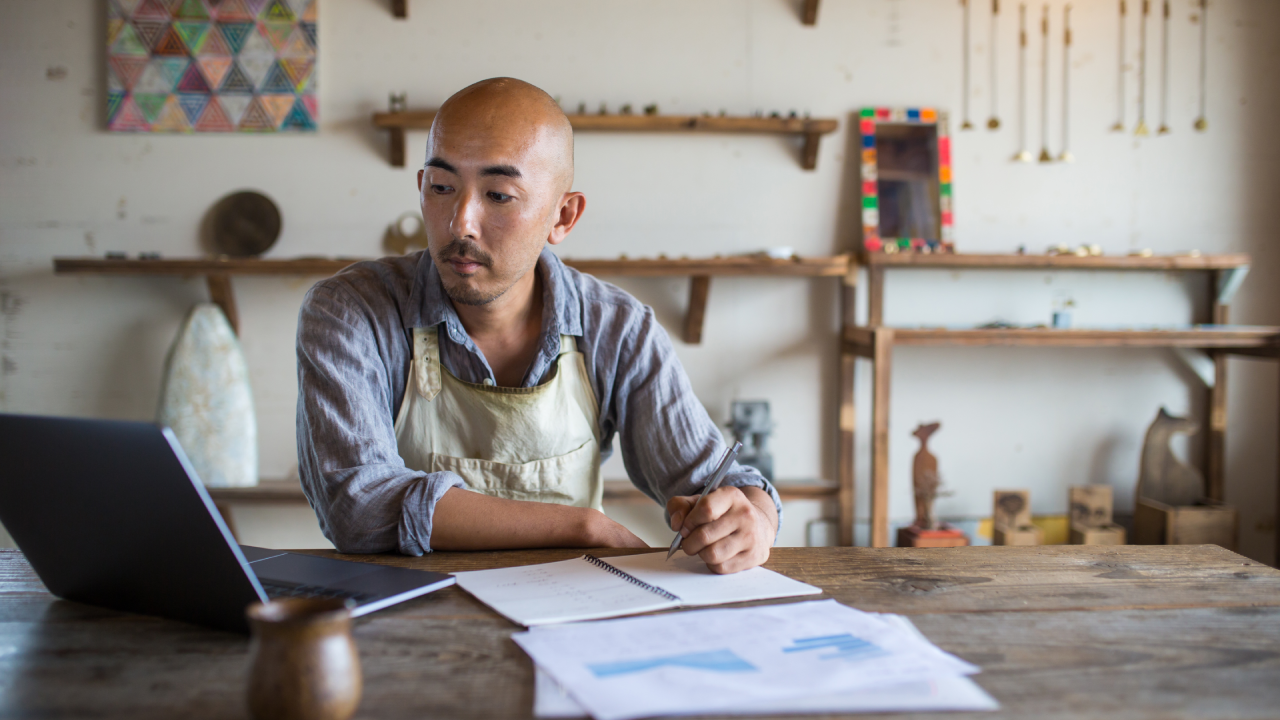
[584,555,680,602]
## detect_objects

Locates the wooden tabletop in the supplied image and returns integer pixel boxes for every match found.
[2,545,1278,719]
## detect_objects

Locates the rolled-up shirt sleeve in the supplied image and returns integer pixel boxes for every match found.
[296,283,462,556]
[595,298,783,538]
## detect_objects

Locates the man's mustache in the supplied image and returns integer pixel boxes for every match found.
[436,239,494,267]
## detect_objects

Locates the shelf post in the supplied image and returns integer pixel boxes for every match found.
[206,274,240,336]
[867,265,885,327]
[1205,270,1230,503]
[682,275,711,344]
[838,280,857,546]
[871,327,894,548]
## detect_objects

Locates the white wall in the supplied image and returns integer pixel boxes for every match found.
[1,0,1276,561]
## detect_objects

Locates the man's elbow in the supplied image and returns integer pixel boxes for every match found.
[324,524,396,555]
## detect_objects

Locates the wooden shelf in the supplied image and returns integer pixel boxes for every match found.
[53,253,850,345]
[861,252,1251,271]
[391,0,822,25]
[371,110,839,170]
[844,326,1280,354]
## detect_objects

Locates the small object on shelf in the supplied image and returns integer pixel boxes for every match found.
[642,103,658,116]
[1157,0,1171,135]
[788,110,798,119]
[1058,4,1074,162]
[1112,0,1127,132]
[388,92,407,114]
[727,401,774,481]
[1129,248,1154,257]
[1013,3,1034,162]
[1187,249,1202,258]
[206,191,282,258]
[1073,245,1089,257]
[1037,4,1053,163]
[1134,0,1151,136]
[1048,243,1071,255]
[598,102,607,115]
[105,251,127,260]
[1137,407,1204,507]
[620,104,633,115]
[987,0,1001,130]
[1017,244,1027,254]
[1193,0,1208,131]
[1068,485,1126,545]
[1087,244,1103,256]
[992,489,1041,548]
[383,212,427,256]
[577,102,587,115]
[961,0,974,130]
[769,111,780,119]
[718,109,728,117]
[139,252,162,260]
[898,422,969,548]
[1051,295,1074,328]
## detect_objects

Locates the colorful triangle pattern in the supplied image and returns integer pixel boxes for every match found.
[108,0,316,133]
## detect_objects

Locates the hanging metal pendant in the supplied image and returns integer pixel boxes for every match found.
[988,0,1002,129]
[1038,4,1053,162]
[1059,4,1075,162]
[1194,0,1209,131]
[1158,0,1171,134]
[1112,0,1126,132]
[962,0,975,130]
[1135,0,1150,136]
[1013,3,1034,161]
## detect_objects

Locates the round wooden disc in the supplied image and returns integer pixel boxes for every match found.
[209,191,282,257]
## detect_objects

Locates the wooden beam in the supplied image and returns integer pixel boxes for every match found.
[392,0,407,18]
[682,275,710,344]
[205,274,239,335]
[1206,271,1229,503]
[801,0,820,24]
[389,127,406,168]
[870,328,894,548]
[838,283,857,546]
[867,265,885,327]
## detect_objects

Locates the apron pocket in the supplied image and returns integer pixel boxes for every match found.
[429,438,600,508]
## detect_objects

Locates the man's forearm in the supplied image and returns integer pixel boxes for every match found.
[429,487,639,551]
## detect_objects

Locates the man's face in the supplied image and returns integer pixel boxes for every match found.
[417,122,565,307]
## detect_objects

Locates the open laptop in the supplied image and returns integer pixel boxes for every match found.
[0,414,455,633]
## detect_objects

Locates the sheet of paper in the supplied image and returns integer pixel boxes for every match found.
[454,557,677,626]
[514,599,982,720]
[603,551,822,607]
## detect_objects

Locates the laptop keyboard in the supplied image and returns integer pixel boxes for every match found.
[260,581,369,603]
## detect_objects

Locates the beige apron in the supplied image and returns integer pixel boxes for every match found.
[394,326,603,510]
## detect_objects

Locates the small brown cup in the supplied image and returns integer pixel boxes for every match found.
[246,598,362,720]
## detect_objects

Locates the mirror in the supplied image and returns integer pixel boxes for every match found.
[858,107,954,254]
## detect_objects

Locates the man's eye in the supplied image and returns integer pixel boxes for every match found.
[430,184,452,194]
[488,191,513,203]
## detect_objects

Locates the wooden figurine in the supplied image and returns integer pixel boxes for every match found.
[1136,407,1203,507]
[992,489,1042,546]
[1133,407,1238,550]
[1068,486,1125,545]
[897,422,970,548]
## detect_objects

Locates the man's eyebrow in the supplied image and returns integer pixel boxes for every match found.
[425,157,457,174]
[480,164,522,179]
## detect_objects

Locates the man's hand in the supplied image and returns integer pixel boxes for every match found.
[582,509,650,549]
[666,486,777,574]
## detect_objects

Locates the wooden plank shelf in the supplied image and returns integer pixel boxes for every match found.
[53,253,850,345]
[861,252,1251,271]
[844,326,1280,354]
[371,110,839,170]
[390,0,823,25]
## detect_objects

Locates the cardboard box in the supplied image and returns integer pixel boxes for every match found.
[993,524,1043,546]
[1069,524,1126,545]
[1132,498,1237,551]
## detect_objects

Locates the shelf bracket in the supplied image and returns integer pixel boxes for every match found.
[1173,348,1216,388]
[802,0,820,25]
[682,275,711,344]
[392,0,408,19]
[206,274,240,336]
[1217,265,1249,306]
[389,127,407,168]
[800,131,822,170]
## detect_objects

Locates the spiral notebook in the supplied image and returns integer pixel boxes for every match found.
[453,551,822,626]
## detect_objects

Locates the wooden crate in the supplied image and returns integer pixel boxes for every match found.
[993,524,1043,546]
[1069,524,1126,546]
[1132,498,1238,551]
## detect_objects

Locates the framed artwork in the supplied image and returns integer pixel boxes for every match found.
[858,107,953,254]
[107,0,317,133]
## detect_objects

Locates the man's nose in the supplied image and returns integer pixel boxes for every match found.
[449,188,482,241]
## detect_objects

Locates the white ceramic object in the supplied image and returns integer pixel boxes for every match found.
[157,303,258,487]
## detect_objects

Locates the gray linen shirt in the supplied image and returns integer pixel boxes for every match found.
[296,248,782,555]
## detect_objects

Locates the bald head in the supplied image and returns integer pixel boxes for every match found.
[426,78,574,193]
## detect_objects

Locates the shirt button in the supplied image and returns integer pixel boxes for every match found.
[482,378,495,386]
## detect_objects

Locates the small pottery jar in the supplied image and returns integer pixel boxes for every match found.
[246,598,362,720]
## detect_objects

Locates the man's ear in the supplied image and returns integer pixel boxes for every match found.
[416,169,425,193]
[546,192,586,247]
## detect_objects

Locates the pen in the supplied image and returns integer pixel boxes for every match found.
[666,442,743,560]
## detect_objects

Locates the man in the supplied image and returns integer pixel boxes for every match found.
[296,78,780,573]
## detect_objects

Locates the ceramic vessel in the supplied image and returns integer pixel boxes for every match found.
[157,303,257,487]
[246,598,362,720]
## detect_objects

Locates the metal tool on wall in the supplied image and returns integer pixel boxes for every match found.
[1038,4,1052,163]
[961,0,974,130]
[1158,0,1171,135]
[1112,0,1126,132]
[1012,3,1033,162]
[988,0,1001,129]
[1134,0,1150,136]
[1059,4,1074,162]
[1194,0,1208,131]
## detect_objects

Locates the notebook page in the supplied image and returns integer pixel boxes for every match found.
[603,551,822,607]
[453,557,679,626]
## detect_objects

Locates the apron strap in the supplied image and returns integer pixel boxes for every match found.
[413,327,443,401]
[558,334,579,357]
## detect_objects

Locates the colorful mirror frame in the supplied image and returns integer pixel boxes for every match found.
[859,107,954,254]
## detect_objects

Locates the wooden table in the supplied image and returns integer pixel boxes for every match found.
[2,545,1279,719]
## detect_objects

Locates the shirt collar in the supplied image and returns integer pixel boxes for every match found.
[404,247,583,341]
